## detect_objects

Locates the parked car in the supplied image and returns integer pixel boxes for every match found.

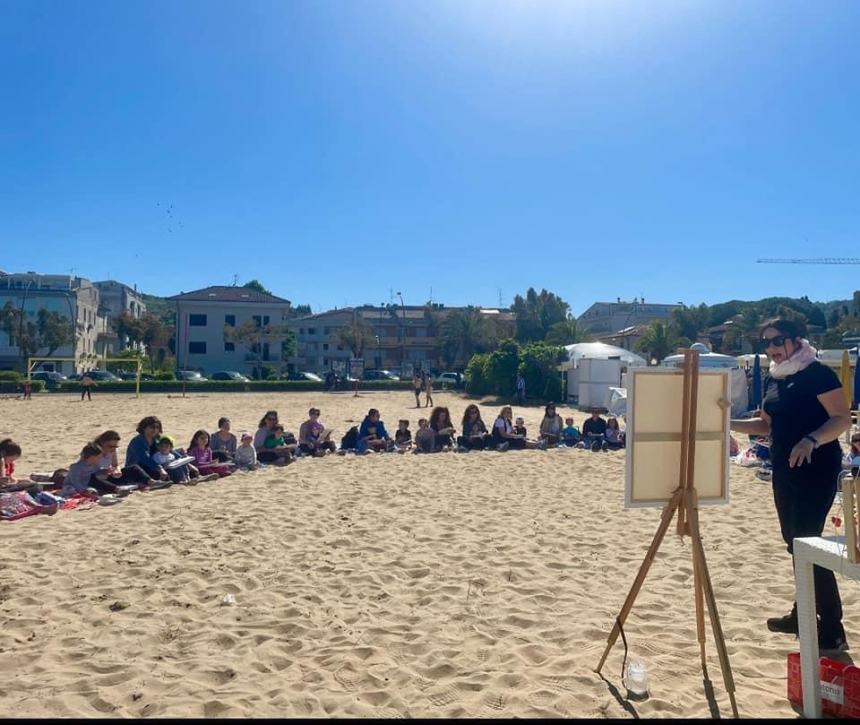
[211,370,252,382]
[363,369,399,381]
[81,369,122,382]
[67,373,82,381]
[434,372,464,387]
[31,371,67,383]
[286,371,323,382]
[118,371,154,381]
[177,370,209,382]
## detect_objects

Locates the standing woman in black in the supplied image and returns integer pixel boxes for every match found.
[730,318,850,652]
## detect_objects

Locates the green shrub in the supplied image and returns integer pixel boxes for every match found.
[543,374,563,402]
[465,354,490,395]
[0,371,21,382]
[49,379,414,394]
[0,380,44,393]
[154,372,176,381]
[519,342,567,401]
[484,339,520,396]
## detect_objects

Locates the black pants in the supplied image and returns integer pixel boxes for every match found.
[300,441,336,455]
[772,466,842,635]
[81,387,91,400]
[457,435,491,450]
[212,450,232,463]
[434,434,452,449]
[414,389,421,406]
[258,450,280,463]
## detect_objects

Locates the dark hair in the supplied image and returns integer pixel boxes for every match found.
[81,442,102,458]
[462,404,483,427]
[94,430,121,446]
[189,429,210,450]
[760,317,806,341]
[136,416,162,435]
[545,402,558,416]
[218,417,230,428]
[258,411,278,428]
[273,424,285,433]
[0,439,22,457]
[429,406,450,431]
[367,408,380,419]
[607,417,619,430]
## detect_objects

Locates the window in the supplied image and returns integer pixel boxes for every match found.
[225,314,236,327]
[189,341,206,354]
[253,315,271,328]
[224,342,235,352]
[323,357,329,366]
[323,343,329,351]
[324,327,330,335]
[307,327,316,335]
[189,314,207,326]
[299,328,305,335]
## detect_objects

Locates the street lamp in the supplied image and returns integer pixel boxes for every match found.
[396,291,405,372]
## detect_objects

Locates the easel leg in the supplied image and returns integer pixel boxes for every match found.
[693,544,707,672]
[688,504,740,719]
[596,489,683,674]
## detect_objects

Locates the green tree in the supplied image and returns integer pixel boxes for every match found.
[510,288,571,342]
[518,342,567,402]
[440,307,490,363]
[544,318,581,345]
[36,309,74,358]
[672,304,710,342]
[0,302,38,369]
[635,321,678,363]
[225,320,294,379]
[138,313,172,373]
[337,314,374,358]
[243,280,272,296]
[483,339,520,396]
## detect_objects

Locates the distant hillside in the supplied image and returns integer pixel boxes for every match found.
[142,294,175,327]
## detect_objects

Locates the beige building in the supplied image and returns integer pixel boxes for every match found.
[170,286,292,377]
[0,271,114,373]
[578,298,683,336]
[288,304,515,374]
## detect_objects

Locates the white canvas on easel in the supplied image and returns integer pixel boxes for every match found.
[625,368,731,508]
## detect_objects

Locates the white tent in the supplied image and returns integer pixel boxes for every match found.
[564,342,648,367]
[563,343,647,407]
[662,343,749,416]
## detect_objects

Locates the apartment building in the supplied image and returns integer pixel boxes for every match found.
[0,271,111,373]
[170,286,292,376]
[288,304,515,374]
[93,280,147,352]
[577,298,683,336]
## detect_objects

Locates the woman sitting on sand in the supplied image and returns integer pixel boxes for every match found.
[125,416,189,485]
[429,406,456,450]
[491,406,536,450]
[357,409,393,453]
[92,430,168,491]
[299,408,336,456]
[538,403,564,447]
[458,404,492,451]
[254,410,282,463]
[210,417,237,462]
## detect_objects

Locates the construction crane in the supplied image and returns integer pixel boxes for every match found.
[757,258,860,265]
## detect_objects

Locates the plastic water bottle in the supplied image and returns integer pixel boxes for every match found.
[624,661,649,697]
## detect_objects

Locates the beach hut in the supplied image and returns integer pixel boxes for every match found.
[563,343,647,408]
[662,343,750,417]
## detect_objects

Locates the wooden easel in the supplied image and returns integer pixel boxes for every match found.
[595,350,740,718]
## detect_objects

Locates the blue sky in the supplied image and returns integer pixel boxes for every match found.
[1,0,858,315]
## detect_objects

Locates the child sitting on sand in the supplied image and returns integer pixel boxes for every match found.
[234,433,259,470]
[394,419,412,451]
[62,443,108,499]
[605,417,626,450]
[414,419,435,453]
[561,418,580,447]
[0,439,23,488]
[189,430,234,477]
[264,425,296,464]
[153,435,198,484]
[514,416,527,438]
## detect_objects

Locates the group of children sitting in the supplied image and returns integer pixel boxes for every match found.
[1,403,627,521]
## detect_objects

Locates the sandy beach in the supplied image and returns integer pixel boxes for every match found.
[0,390,856,718]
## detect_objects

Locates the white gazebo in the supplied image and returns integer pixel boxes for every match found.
[563,343,648,408]
[662,343,749,416]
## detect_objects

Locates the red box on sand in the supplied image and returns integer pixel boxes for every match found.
[787,652,860,717]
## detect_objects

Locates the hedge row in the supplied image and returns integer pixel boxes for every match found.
[49,380,416,394]
[0,380,46,393]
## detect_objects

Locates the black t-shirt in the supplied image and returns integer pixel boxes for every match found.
[583,417,607,436]
[762,361,841,468]
[395,429,412,444]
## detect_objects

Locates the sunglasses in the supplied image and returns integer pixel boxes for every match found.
[762,334,788,349]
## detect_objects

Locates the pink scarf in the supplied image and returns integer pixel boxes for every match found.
[768,339,818,379]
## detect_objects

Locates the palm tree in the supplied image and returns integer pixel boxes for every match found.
[338,314,374,358]
[440,307,487,364]
[635,321,677,364]
[545,318,580,345]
